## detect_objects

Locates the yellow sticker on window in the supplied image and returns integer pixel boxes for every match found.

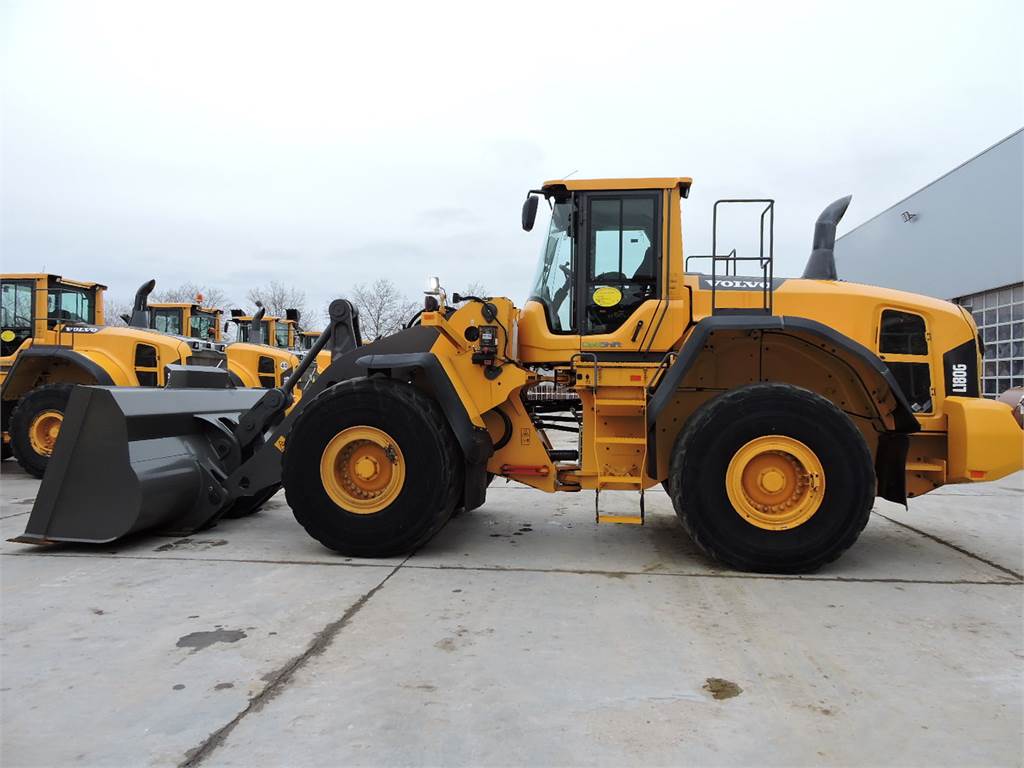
[592,286,622,307]
[0,330,15,343]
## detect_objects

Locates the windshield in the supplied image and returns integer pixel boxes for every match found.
[529,200,574,332]
[47,286,96,325]
[301,334,315,350]
[190,310,218,341]
[152,308,183,335]
[239,319,271,344]
[275,323,290,348]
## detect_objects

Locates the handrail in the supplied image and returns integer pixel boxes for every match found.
[685,199,775,315]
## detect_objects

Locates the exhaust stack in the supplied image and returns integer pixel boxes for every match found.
[802,196,852,280]
[128,279,156,328]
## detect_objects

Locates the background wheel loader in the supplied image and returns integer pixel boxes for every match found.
[15,179,1024,573]
[128,280,300,390]
[0,273,205,476]
[228,308,299,350]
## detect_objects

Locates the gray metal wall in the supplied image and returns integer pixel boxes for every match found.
[835,129,1023,299]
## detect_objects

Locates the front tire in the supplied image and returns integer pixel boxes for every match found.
[667,383,874,573]
[282,377,462,557]
[10,383,75,478]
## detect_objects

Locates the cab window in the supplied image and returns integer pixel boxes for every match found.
[275,324,290,348]
[529,200,575,333]
[152,308,183,335]
[190,311,218,340]
[1,280,34,356]
[583,195,659,335]
[47,286,95,326]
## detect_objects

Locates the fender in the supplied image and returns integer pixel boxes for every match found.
[354,351,494,465]
[354,349,493,512]
[647,314,920,432]
[225,324,493,511]
[646,315,921,506]
[1,346,115,402]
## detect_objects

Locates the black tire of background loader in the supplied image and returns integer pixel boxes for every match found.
[9,383,75,478]
[282,377,463,557]
[222,484,279,519]
[667,383,875,574]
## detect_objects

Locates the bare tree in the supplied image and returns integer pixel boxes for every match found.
[348,279,419,340]
[246,281,307,320]
[153,282,230,309]
[103,297,132,326]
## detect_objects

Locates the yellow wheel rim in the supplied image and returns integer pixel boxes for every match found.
[319,426,405,514]
[725,435,825,531]
[28,410,64,457]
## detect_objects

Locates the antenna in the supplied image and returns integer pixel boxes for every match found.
[561,169,579,180]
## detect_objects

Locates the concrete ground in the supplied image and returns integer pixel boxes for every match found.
[0,461,1021,768]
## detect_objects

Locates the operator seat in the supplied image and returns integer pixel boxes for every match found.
[631,247,656,282]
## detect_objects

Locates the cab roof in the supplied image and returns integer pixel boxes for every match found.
[230,314,291,323]
[541,177,692,196]
[2,273,107,291]
[150,301,222,313]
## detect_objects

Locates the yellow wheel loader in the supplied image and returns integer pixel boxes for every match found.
[14,179,1023,573]
[0,274,205,477]
[229,309,299,351]
[296,329,333,386]
[129,281,300,390]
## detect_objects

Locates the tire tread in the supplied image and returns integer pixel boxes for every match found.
[668,383,874,573]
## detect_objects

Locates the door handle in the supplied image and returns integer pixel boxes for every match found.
[631,319,645,343]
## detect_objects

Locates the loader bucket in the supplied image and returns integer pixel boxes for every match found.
[13,385,265,545]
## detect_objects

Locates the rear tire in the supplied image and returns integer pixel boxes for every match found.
[282,377,462,557]
[667,383,874,573]
[10,384,75,478]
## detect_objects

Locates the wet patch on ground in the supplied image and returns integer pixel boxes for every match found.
[176,629,248,654]
[703,677,743,700]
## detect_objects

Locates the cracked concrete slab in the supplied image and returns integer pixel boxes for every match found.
[1,460,1021,766]
[204,567,1022,767]
[0,548,389,766]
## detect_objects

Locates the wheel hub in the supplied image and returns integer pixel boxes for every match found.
[319,426,405,514]
[726,435,825,531]
[354,455,380,481]
[28,410,64,457]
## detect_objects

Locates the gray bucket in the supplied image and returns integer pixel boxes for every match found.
[13,385,265,544]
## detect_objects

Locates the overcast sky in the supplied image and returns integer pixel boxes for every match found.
[2,0,1022,323]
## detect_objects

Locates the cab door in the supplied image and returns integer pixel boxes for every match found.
[1,278,37,362]
[575,191,664,356]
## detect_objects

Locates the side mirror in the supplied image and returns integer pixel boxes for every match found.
[224,321,230,333]
[522,195,539,232]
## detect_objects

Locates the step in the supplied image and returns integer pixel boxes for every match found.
[597,514,644,525]
[906,460,946,473]
[595,398,646,408]
[595,436,646,445]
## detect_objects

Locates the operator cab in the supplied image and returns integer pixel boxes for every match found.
[530,188,664,336]
[151,304,222,342]
[520,178,690,362]
[1,274,103,357]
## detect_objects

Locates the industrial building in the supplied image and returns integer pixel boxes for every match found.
[836,129,1023,397]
